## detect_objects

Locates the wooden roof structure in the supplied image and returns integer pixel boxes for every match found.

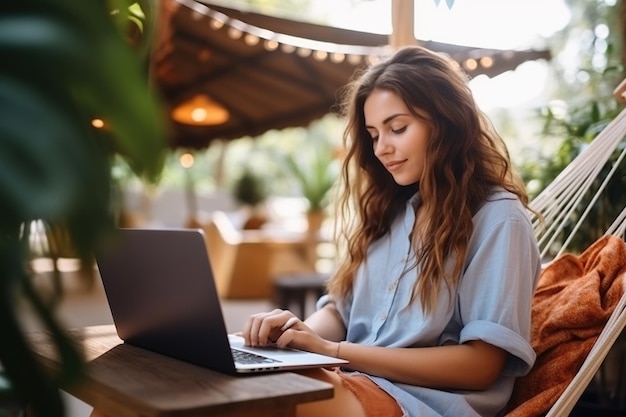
[153,0,552,148]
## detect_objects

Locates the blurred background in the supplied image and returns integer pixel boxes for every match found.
[119,0,624,254]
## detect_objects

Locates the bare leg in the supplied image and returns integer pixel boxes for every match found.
[296,368,367,417]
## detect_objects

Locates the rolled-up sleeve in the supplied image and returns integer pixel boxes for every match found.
[457,211,540,376]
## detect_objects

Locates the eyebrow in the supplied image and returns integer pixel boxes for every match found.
[365,113,408,129]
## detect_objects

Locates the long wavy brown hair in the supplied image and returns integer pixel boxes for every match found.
[328,45,531,314]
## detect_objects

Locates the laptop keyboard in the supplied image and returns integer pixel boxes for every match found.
[231,348,280,364]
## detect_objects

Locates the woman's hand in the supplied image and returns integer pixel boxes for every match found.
[241,309,335,356]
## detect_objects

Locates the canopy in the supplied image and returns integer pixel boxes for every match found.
[153,0,552,148]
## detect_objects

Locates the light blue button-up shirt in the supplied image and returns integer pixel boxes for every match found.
[317,189,541,417]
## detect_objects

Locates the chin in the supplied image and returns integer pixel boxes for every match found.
[393,176,420,186]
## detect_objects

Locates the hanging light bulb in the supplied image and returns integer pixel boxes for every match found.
[172,94,230,126]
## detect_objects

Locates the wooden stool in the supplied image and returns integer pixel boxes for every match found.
[272,272,329,319]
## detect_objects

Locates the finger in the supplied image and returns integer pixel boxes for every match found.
[275,329,295,348]
[242,310,276,346]
[275,320,315,350]
[280,316,299,332]
[275,326,308,349]
[271,316,300,348]
[258,310,294,345]
[241,316,253,346]
[248,313,269,346]
[249,309,285,346]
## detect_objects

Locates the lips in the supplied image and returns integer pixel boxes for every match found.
[385,160,406,171]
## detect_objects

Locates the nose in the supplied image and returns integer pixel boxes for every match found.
[373,133,391,158]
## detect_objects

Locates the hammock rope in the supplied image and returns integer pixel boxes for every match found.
[531,80,626,416]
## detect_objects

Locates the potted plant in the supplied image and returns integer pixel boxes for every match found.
[232,168,269,229]
[276,138,341,233]
[0,1,166,416]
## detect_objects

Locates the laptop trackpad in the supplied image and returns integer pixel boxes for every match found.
[229,334,309,356]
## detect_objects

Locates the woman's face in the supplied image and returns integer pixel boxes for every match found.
[364,89,431,186]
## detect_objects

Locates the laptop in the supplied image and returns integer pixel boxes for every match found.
[94,227,348,374]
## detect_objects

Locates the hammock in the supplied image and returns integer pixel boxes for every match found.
[529,89,626,259]
[506,79,626,417]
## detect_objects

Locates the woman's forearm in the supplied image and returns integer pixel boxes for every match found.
[334,339,507,391]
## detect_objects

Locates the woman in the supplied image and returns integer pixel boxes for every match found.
[242,45,541,417]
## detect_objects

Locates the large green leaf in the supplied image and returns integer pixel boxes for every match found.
[0,1,167,415]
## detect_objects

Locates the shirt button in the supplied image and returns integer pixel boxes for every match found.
[380,313,387,321]
[388,282,397,291]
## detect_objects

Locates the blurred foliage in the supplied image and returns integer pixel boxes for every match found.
[207,114,342,198]
[169,117,341,216]
[232,168,268,208]
[519,0,626,255]
[0,0,166,416]
[270,124,341,213]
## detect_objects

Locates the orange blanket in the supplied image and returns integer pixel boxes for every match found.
[505,235,626,417]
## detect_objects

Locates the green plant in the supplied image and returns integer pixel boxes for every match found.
[530,100,626,255]
[0,1,166,416]
[233,169,268,208]
[516,0,626,257]
[276,139,340,213]
[521,94,625,256]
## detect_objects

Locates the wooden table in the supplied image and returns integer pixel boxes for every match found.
[28,325,333,417]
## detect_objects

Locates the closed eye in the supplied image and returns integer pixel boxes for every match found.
[366,130,378,142]
[391,126,407,134]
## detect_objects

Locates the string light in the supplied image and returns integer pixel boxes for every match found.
[227,27,242,40]
[176,0,504,72]
[464,58,478,71]
[244,33,260,46]
[367,55,381,65]
[297,48,312,57]
[330,52,345,63]
[175,0,385,65]
[209,19,224,30]
[264,39,279,51]
[313,50,328,61]
[480,56,494,68]
[347,54,362,65]
[281,44,296,54]
[179,153,194,168]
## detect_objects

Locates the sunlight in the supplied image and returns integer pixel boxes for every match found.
[415,0,570,49]
[470,61,550,111]
[320,0,570,49]
[318,0,571,109]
